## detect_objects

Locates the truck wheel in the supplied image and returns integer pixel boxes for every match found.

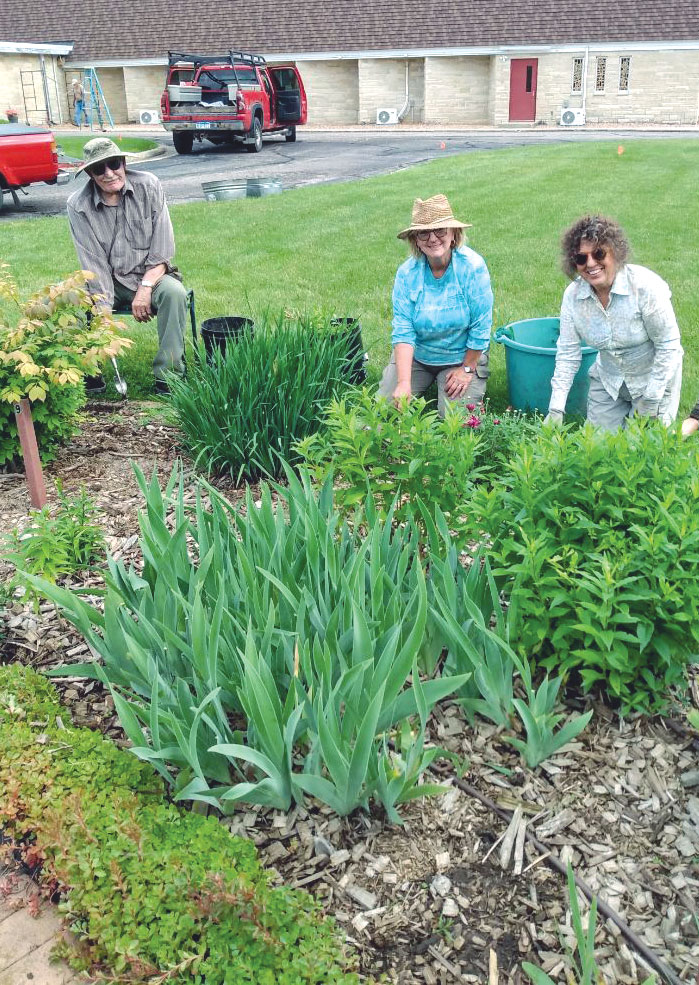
[247,118,263,153]
[0,188,4,211]
[173,131,194,155]
[285,126,297,143]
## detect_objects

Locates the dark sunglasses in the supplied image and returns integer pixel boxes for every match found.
[88,156,124,176]
[573,246,607,267]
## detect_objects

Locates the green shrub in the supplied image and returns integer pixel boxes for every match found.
[168,313,359,481]
[297,393,539,546]
[0,664,358,985]
[0,265,131,465]
[297,390,481,545]
[0,383,86,466]
[471,420,699,713]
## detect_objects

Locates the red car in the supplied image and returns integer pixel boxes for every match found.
[160,50,308,155]
[0,123,62,210]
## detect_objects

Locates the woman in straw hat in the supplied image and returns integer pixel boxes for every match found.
[378,193,493,416]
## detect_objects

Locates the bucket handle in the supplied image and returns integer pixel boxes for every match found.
[493,325,514,344]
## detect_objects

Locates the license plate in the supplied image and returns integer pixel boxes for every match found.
[194,122,210,129]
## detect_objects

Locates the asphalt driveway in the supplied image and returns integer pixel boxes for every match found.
[2,127,698,220]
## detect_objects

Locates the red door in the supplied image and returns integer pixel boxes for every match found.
[509,59,538,121]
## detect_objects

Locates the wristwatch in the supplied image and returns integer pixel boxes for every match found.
[140,280,154,288]
[462,365,474,375]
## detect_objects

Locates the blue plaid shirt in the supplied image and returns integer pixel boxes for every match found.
[391,246,493,365]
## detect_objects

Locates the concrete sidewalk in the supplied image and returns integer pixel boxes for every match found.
[0,871,77,985]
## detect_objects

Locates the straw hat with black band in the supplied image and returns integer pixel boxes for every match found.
[74,137,134,177]
[397,193,472,239]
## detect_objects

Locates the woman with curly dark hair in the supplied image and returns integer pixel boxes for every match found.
[546,214,683,430]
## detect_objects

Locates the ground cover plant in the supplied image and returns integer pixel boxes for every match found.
[0,264,131,464]
[0,663,358,984]
[1,139,698,409]
[471,418,699,713]
[168,313,361,480]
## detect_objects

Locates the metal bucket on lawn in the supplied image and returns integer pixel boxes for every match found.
[493,316,598,415]
[329,317,368,385]
[200,316,254,360]
[202,178,282,202]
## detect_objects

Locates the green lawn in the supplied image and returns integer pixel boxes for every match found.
[55,134,159,159]
[2,138,698,409]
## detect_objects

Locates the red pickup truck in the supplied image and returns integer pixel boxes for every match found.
[0,123,62,210]
[160,50,307,155]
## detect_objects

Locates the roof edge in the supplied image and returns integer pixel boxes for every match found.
[0,40,74,56]
[66,38,699,68]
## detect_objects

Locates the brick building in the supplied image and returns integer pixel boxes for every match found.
[1,1,698,127]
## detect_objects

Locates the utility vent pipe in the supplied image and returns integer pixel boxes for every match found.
[397,59,411,121]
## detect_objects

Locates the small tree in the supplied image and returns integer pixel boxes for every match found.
[0,265,132,465]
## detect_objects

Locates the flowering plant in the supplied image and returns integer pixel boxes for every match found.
[467,402,540,483]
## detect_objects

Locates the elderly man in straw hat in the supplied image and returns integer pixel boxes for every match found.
[378,193,493,417]
[67,137,187,394]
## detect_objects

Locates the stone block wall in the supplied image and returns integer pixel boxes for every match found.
[358,57,424,124]
[583,50,699,123]
[0,54,68,126]
[488,55,511,125]
[123,66,165,122]
[296,59,358,123]
[424,56,490,124]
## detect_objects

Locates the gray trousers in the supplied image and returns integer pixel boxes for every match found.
[113,275,186,380]
[586,364,682,431]
[378,350,490,417]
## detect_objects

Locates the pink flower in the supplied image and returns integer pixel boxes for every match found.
[465,414,481,428]
[466,403,476,411]
[493,418,500,425]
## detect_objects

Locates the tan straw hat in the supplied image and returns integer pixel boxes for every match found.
[397,193,472,239]
[74,137,132,176]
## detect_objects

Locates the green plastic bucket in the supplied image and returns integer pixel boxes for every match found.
[494,317,598,415]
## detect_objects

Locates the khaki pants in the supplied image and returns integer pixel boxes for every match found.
[113,276,187,380]
[378,350,490,417]
[586,363,682,431]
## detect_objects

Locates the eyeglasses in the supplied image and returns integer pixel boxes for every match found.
[87,156,124,177]
[573,246,608,267]
[416,228,451,242]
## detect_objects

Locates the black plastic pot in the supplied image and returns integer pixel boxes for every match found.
[329,317,368,384]
[200,316,254,360]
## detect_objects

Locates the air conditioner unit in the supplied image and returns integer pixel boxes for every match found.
[139,109,160,125]
[560,108,586,127]
[376,107,399,125]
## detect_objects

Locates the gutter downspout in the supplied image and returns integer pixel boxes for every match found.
[397,59,411,121]
[581,46,589,119]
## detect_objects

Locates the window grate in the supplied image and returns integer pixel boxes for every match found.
[571,57,583,92]
[619,56,631,91]
[595,57,607,92]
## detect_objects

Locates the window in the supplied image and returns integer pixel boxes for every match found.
[525,65,533,92]
[571,57,583,92]
[619,56,631,91]
[595,57,607,92]
[197,67,258,87]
